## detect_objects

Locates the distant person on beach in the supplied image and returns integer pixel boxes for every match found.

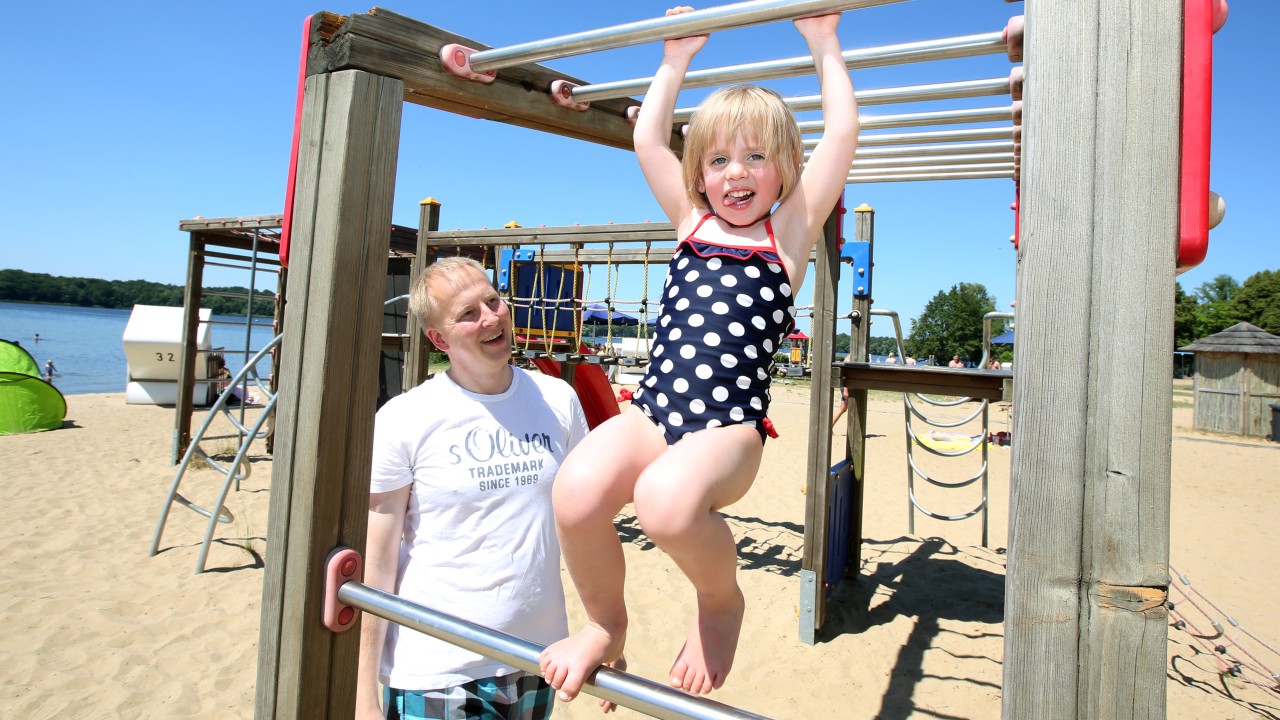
[357,257,616,720]
[948,354,964,368]
[987,357,1002,370]
[43,359,56,382]
[33,333,40,343]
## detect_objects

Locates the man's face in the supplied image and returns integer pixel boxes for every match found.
[426,268,513,372]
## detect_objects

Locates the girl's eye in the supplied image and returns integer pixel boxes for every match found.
[709,157,727,166]
[748,153,765,162]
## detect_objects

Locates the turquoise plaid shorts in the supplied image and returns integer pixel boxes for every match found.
[384,672,554,720]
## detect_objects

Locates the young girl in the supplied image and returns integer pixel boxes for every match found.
[540,7,858,701]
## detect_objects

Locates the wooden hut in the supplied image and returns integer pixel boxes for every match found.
[1180,322,1280,437]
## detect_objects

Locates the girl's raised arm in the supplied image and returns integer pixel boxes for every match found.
[789,14,859,248]
[634,9,706,226]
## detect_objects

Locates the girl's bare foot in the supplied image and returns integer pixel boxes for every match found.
[668,588,745,694]
[540,624,625,702]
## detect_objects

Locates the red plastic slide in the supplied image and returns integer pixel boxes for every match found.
[530,344,621,429]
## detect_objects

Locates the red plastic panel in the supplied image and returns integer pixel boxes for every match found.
[279,15,313,269]
[1178,0,1225,272]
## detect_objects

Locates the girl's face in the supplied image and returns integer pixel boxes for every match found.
[696,131,782,227]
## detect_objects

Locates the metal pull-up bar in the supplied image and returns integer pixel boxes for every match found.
[461,0,905,74]
[674,71,1023,122]
[330,570,772,720]
[573,23,1019,103]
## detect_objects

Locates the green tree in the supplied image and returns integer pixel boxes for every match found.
[868,335,899,357]
[906,282,1005,363]
[1174,282,1200,348]
[1231,269,1280,335]
[1192,274,1240,337]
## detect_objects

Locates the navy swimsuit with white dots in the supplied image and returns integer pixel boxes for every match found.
[631,213,796,445]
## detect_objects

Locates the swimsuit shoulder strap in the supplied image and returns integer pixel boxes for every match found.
[684,212,717,241]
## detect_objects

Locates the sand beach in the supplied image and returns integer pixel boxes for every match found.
[1,382,1276,719]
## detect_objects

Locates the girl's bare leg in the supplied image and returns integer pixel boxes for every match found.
[540,409,666,701]
[633,424,763,694]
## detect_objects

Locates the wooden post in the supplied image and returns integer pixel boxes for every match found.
[255,69,404,720]
[173,231,207,464]
[1003,1,1179,717]
[843,205,874,579]
[798,201,843,644]
[404,198,440,391]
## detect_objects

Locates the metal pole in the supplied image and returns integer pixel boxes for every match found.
[839,152,1014,169]
[855,126,1016,147]
[573,31,1008,102]
[338,582,774,720]
[676,76,1013,121]
[845,169,1014,183]
[828,139,1015,158]
[467,0,905,73]
[849,161,1015,174]
[797,105,1015,136]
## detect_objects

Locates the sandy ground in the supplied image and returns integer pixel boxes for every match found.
[1,381,1277,719]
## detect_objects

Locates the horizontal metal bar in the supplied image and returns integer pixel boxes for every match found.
[574,31,1009,102]
[467,0,904,73]
[823,139,1015,159]
[674,75,1012,121]
[844,152,1014,169]
[856,126,1016,147]
[849,161,1015,174]
[798,105,1014,136]
[845,169,1014,183]
[338,582,772,720]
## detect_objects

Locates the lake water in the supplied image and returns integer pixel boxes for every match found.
[0,301,277,396]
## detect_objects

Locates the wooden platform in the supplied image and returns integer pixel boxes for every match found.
[835,362,1012,401]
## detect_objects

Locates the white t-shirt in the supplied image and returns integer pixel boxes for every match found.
[370,367,589,690]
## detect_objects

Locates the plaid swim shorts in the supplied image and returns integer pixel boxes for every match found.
[384,672,554,720]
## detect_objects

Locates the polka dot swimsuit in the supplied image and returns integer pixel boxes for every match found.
[631,214,795,445]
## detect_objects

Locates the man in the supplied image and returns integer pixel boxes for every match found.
[357,257,599,720]
[948,354,964,368]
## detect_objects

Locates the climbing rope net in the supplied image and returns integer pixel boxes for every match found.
[1167,564,1280,703]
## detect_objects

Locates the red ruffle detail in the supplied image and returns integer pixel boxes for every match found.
[763,417,779,438]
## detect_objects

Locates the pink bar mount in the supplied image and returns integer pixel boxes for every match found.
[550,80,590,111]
[1177,0,1227,273]
[440,44,497,84]
[1008,66,1024,102]
[1004,15,1024,63]
[323,547,363,632]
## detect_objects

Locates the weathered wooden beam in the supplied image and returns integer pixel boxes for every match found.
[255,69,404,720]
[836,363,1009,401]
[1003,1,1179,717]
[308,8,684,153]
[798,203,843,644]
[426,222,677,246]
[404,198,439,392]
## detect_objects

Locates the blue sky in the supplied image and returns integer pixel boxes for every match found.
[3,1,1273,335]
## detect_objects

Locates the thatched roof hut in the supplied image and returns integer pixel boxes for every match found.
[1179,322,1280,437]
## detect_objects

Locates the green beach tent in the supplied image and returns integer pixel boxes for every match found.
[0,339,66,435]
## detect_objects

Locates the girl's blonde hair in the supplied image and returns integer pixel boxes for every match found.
[409,256,488,331]
[681,85,803,211]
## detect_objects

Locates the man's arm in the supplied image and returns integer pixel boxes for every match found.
[356,485,411,719]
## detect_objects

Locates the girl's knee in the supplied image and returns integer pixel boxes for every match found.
[633,477,703,545]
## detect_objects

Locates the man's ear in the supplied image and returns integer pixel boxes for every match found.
[425,327,448,351]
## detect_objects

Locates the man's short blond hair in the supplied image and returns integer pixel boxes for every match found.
[409,256,489,331]
[681,85,803,212]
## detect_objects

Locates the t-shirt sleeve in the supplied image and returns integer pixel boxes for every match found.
[370,400,416,493]
[566,392,589,451]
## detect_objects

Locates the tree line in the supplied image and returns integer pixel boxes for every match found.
[827,268,1278,365]
[0,269,277,318]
